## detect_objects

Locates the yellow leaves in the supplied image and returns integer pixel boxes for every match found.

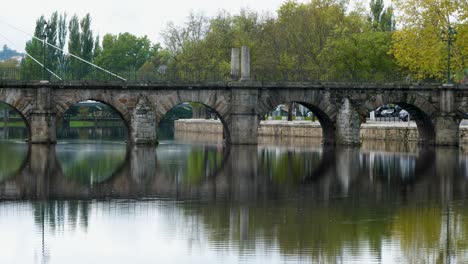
[391,0,466,81]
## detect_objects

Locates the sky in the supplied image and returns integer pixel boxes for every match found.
[0,0,294,52]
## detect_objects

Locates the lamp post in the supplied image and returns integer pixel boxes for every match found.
[42,22,48,81]
[445,26,456,84]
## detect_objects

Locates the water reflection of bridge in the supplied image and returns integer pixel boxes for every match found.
[0,142,467,203]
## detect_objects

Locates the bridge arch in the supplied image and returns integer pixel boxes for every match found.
[257,90,338,144]
[55,97,131,142]
[154,90,231,142]
[0,101,31,141]
[360,93,438,144]
[54,94,131,125]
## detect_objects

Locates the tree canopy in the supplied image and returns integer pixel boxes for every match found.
[12,1,468,83]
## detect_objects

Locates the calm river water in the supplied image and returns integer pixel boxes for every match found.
[0,128,468,263]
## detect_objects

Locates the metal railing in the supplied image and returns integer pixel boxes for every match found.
[0,66,423,84]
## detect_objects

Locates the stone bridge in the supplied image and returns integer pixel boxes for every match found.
[1,80,468,146]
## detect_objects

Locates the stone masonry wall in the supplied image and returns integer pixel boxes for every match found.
[175,119,468,143]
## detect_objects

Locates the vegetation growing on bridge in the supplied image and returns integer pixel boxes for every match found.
[1,0,467,83]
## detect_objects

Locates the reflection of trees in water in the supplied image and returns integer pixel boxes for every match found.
[0,142,28,182]
[33,201,90,234]
[176,202,468,263]
[3,141,468,262]
[156,143,224,185]
[259,147,323,184]
[56,144,127,185]
[57,127,127,141]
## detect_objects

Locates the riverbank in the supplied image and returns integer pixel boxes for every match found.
[174,119,468,143]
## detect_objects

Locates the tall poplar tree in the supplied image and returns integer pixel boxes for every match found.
[80,14,94,77]
[21,16,47,79]
[57,13,67,76]
[67,15,81,79]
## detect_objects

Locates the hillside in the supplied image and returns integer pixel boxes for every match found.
[0,45,22,61]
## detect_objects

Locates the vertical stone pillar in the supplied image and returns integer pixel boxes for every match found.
[230,48,240,81]
[335,98,361,146]
[30,84,56,144]
[228,89,258,145]
[433,88,460,146]
[433,115,460,146]
[131,98,157,145]
[240,46,250,81]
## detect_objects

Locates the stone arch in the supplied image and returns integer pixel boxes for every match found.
[257,90,338,144]
[153,90,231,142]
[0,90,32,141]
[54,92,131,125]
[456,97,468,119]
[360,93,438,144]
[53,93,131,142]
[0,89,34,119]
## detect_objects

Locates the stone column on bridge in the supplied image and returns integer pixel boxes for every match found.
[131,97,157,145]
[230,48,240,81]
[30,84,57,144]
[227,88,259,145]
[335,98,361,146]
[433,88,460,146]
[240,46,251,82]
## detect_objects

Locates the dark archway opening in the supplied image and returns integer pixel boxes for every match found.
[158,102,229,144]
[57,100,129,142]
[0,102,29,141]
[261,101,335,145]
[363,103,435,144]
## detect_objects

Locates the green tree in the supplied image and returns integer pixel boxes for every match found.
[57,13,68,76]
[369,0,395,31]
[80,14,94,77]
[95,33,154,76]
[21,16,47,80]
[391,0,468,81]
[67,15,81,79]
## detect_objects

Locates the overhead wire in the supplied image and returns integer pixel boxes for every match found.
[0,18,126,81]
[0,31,62,80]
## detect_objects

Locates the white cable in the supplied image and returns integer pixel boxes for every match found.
[0,31,62,80]
[0,18,127,82]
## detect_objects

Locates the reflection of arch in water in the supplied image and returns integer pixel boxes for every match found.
[257,144,336,184]
[56,98,129,142]
[55,143,129,185]
[358,147,436,185]
[154,142,230,185]
[0,143,29,184]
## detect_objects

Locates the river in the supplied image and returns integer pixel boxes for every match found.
[0,127,467,263]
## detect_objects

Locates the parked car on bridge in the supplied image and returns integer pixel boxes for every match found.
[399,109,409,121]
[375,105,402,117]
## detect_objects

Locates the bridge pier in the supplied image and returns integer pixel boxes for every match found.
[130,98,157,145]
[30,85,56,144]
[433,88,460,146]
[433,115,460,146]
[335,98,361,146]
[227,89,259,145]
[30,111,57,144]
